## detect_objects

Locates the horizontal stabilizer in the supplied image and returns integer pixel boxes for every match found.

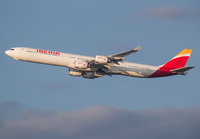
[171,66,194,73]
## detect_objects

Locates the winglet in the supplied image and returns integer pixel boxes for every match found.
[133,46,141,51]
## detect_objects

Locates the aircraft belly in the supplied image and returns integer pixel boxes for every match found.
[121,71,145,78]
[107,65,158,78]
[122,68,149,78]
[106,67,122,74]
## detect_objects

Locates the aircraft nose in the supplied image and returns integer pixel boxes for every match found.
[5,50,11,57]
[5,50,9,55]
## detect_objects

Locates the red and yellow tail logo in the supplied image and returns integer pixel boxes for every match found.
[161,49,193,69]
[149,49,193,77]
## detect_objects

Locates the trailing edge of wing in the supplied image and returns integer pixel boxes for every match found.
[108,46,141,58]
[103,62,115,69]
[171,66,194,73]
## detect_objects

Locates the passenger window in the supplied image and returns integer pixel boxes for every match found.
[10,49,14,50]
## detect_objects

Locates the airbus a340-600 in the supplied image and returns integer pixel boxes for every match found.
[5,46,194,79]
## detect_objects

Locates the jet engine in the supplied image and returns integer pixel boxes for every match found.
[82,72,97,79]
[68,68,82,76]
[95,55,109,64]
[75,61,88,69]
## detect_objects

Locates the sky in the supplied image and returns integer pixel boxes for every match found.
[1,0,200,138]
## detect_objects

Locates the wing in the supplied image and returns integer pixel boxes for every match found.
[108,46,141,58]
[88,46,141,71]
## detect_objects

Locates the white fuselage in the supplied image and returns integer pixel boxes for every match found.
[5,47,159,78]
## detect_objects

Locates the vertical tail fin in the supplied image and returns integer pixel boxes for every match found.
[150,49,193,77]
[161,49,193,69]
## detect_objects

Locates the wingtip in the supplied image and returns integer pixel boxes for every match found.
[134,46,141,51]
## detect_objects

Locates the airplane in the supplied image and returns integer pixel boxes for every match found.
[5,46,194,79]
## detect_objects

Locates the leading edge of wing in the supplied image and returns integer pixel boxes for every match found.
[108,46,141,58]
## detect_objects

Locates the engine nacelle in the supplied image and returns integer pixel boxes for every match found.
[75,61,88,69]
[95,55,108,64]
[68,68,82,76]
[82,72,96,79]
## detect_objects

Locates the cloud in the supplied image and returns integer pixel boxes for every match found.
[0,102,200,139]
[136,6,200,20]
[0,101,22,120]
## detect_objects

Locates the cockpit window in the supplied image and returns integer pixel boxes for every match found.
[10,49,14,50]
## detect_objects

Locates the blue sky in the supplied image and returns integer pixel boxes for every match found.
[1,0,200,138]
